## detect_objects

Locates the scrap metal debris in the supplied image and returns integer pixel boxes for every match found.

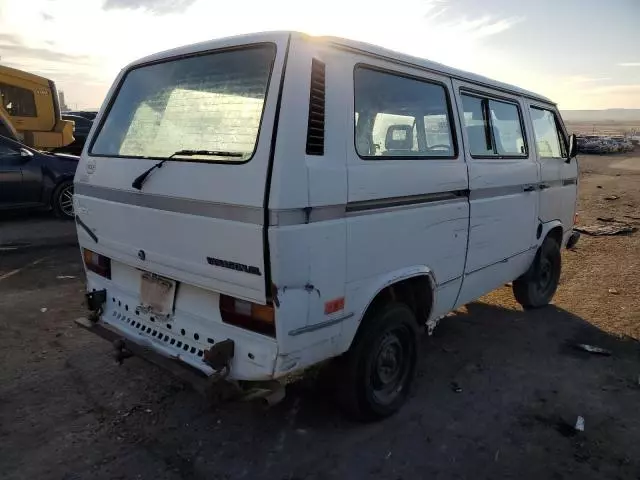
[574,344,612,356]
[577,135,635,154]
[608,287,620,295]
[575,416,585,432]
[575,223,636,236]
[604,195,620,201]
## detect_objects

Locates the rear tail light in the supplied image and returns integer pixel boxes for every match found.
[83,248,111,279]
[220,295,275,336]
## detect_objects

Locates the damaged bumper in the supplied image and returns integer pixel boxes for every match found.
[75,316,215,394]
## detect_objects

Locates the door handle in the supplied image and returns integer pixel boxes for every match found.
[539,184,550,190]
[523,185,536,192]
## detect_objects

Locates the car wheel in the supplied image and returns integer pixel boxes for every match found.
[513,236,561,309]
[53,180,75,220]
[337,302,419,421]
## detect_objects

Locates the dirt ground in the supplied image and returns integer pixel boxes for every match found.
[1,152,639,480]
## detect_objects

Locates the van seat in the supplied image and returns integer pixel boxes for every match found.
[384,125,413,155]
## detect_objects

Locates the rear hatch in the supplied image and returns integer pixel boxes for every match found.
[74,35,288,303]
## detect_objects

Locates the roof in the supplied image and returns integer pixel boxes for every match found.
[319,35,553,104]
[0,64,50,86]
[125,31,554,105]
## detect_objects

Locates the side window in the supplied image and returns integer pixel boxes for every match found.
[530,107,566,158]
[461,93,527,158]
[354,66,456,159]
[0,82,37,117]
[461,95,492,156]
[489,100,526,156]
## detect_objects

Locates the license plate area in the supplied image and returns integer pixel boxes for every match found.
[140,272,177,318]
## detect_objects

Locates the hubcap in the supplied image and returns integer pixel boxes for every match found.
[371,329,411,406]
[537,257,552,291]
[59,185,74,218]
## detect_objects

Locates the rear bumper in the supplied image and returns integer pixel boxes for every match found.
[81,273,279,381]
[75,317,213,394]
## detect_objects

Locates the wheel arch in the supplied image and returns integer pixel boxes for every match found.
[339,266,436,354]
[49,174,75,205]
[539,219,564,248]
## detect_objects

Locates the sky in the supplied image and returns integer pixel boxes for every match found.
[0,0,638,110]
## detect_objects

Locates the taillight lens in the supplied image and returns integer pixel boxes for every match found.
[83,248,111,279]
[220,295,275,336]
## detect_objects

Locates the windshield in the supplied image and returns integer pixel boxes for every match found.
[90,44,276,162]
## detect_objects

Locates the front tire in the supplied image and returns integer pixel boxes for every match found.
[337,302,419,421]
[513,237,561,309]
[52,180,74,220]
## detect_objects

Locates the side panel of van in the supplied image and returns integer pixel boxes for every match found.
[452,82,539,307]
[339,52,470,351]
[268,39,349,372]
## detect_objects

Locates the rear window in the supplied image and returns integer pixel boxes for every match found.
[90,44,276,162]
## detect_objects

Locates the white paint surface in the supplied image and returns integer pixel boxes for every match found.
[75,32,577,381]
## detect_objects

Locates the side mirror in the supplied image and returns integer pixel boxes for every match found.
[19,148,34,159]
[567,134,577,163]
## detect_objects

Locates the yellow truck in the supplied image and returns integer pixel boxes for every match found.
[0,65,74,150]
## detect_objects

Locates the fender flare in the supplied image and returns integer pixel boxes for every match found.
[538,219,564,247]
[338,266,436,353]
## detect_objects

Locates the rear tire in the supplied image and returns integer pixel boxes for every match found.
[513,237,561,309]
[52,180,74,220]
[336,302,419,421]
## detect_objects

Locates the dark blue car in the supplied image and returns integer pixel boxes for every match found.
[0,134,78,219]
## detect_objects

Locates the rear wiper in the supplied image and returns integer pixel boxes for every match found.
[131,150,244,190]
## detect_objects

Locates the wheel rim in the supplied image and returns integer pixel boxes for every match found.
[59,185,75,218]
[538,258,552,290]
[370,327,413,406]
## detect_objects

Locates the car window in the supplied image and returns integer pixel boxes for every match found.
[489,100,526,156]
[91,44,276,162]
[461,93,527,158]
[354,67,456,158]
[530,107,566,158]
[0,82,37,117]
[461,95,493,156]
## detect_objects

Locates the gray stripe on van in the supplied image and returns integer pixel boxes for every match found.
[75,183,266,224]
[469,184,532,200]
[347,191,466,213]
[74,183,469,225]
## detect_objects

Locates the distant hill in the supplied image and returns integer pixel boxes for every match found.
[561,109,640,122]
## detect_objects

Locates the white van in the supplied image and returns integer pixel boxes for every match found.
[74,31,579,420]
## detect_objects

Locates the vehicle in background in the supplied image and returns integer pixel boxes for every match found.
[0,65,74,150]
[73,32,579,420]
[54,113,94,155]
[0,134,78,219]
[65,110,98,121]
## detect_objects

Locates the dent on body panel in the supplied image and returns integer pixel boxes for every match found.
[347,202,468,285]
